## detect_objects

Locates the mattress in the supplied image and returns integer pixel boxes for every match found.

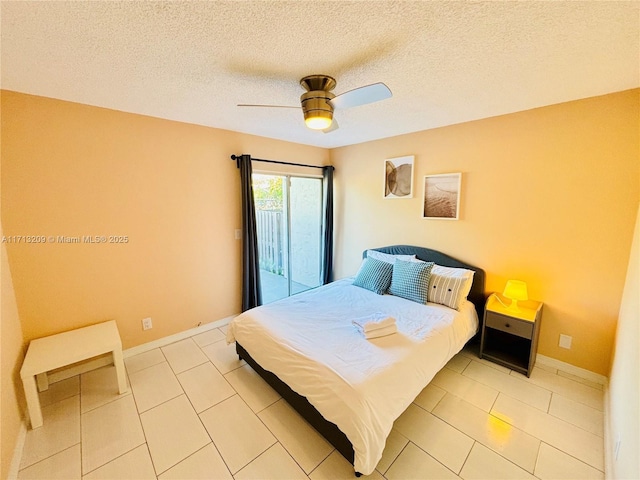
[226,278,478,475]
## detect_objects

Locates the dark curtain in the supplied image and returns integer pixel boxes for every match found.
[321,166,335,284]
[237,154,262,311]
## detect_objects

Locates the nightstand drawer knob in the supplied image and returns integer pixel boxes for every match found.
[505,323,510,328]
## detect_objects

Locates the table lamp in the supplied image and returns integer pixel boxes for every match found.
[502,280,528,313]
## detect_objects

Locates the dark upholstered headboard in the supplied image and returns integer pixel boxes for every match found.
[364,245,486,320]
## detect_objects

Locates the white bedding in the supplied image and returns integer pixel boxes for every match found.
[226,278,478,475]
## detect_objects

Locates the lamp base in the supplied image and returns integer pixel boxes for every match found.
[505,299,521,313]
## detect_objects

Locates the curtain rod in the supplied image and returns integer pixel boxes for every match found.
[230,154,328,170]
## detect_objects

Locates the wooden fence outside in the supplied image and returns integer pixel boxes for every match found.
[256,210,285,275]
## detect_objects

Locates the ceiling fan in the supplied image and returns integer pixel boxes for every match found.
[238,74,392,132]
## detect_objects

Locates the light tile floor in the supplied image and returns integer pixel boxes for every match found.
[17,325,605,479]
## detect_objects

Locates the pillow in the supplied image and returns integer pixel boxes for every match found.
[352,257,394,295]
[428,265,475,310]
[366,249,416,264]
[389,259,434,304]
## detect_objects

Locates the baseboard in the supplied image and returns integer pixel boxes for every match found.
[123,315,235,358]
[7,419,27,480]
[603,382,613,479]
[536,353,608,386]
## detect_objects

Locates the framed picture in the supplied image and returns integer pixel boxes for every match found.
[384,155,414,199]
[422,173,461,220]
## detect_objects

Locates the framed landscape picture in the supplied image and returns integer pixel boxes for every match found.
[384,155,414,199]
[423,173,461,220]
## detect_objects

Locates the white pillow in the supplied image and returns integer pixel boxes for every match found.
[366,250,416,264]
[427,264,475,310]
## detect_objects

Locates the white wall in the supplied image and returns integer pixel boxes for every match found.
[606,203,639,479]
[1,222,27,480]
[290,177,322,288]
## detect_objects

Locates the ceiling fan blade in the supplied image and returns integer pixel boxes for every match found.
[237,104,300,109]
[329,82,392,109]
[322,119,339,134]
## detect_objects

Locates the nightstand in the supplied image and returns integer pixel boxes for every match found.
[480,294,543,377]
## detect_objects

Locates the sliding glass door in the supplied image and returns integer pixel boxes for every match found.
[253,174,323,304]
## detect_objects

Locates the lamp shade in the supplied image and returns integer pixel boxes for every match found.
[503,280,528,301]
[304,114,332,130]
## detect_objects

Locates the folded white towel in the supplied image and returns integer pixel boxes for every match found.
[352,313,396,333]
[362,324,398,339]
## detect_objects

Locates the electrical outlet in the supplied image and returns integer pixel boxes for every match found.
[559,334,572,349]
[142,317,153,330]
[234,229,242,240]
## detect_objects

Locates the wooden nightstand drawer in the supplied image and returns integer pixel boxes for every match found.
[485,311,533,339]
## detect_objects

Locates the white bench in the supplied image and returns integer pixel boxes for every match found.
[20,320,128,428]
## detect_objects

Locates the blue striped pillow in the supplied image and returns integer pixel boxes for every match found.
[389,259,434,304]
[353,257,394,295]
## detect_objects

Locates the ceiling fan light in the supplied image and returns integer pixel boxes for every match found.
[301,90,335,131]
[305,114,333,130]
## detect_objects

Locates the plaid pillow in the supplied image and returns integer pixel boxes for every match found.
[389,259,434,304]
[353,257,394,295]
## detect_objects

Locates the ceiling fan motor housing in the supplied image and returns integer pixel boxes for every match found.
[300,90,335,124]
[300,75,336,129]
[300,75,336,92]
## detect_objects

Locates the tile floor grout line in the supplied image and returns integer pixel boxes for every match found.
[171,364,221,456]
[123,368,159,478]
[17,442,81,477]
[124,354,168,376]
[461,360,558,410]
[488,394,605,472]
[536,441,606,474]
[234,442,305,479]
[306,445,337,478]
[82,441,148,478]
[429,392,541,473]
[531,438,543,478]
[194,386,268,476]
[380,440,411,476]
[201,440,234,479]
[545,410,604,438]
[457,439,477,476]
[143,443,159,480]
[218,367,312,476]
[255,398,328,477]
[520,368,605,396]
[491,390,605,438]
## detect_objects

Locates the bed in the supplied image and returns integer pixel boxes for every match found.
[226,245,485,476]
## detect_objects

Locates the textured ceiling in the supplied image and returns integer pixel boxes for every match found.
[2,1,639,148]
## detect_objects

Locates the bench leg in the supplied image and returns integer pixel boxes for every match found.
[112,348,128,394]
[36,372,49,392]
[23,375,43,429]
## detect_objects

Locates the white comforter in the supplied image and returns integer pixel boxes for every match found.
[226,278,478,475]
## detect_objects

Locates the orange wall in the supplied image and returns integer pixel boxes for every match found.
[3,89,638,376]
[331,89,639,375]
[0,91,329,349]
